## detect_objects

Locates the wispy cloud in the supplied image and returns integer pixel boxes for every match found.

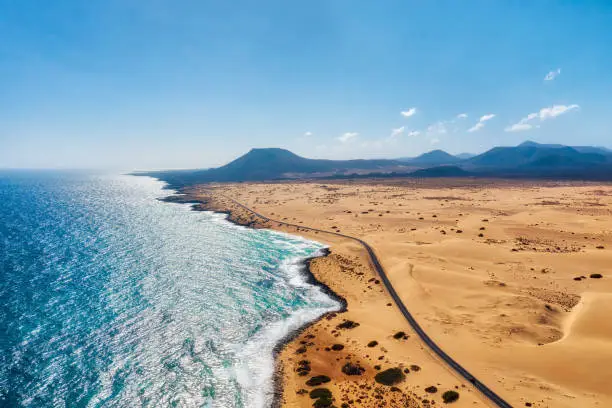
[544,68,561,81]
[338,132,358,143]
[400,107,417,117]
[456,113,468,119]
[390,126,405,138]
[505,122,535,132]
[407,130,420,137]
[303,131,312,137]
[468,123,484,132]
[505,104,579,132]
[427,121,447,135]
[539,104,579,120]
[430,138,440,145]
[467,113,496,132]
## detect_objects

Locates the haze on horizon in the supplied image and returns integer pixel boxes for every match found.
[1,1,611,170]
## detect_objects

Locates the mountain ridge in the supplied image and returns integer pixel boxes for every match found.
[139,141,612,186]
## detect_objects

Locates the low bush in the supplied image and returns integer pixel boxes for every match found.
[374,367,405,386]
[393,331,407,339]
[336,320,360,329]
[309,388,332,399]
[341,362,365,376]
[306,375,331,387]
[442,390,460,403]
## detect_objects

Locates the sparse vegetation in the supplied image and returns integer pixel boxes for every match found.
[309,388,332,399]
[393,331,407,339]
[341,362,365,376]
[306,375,331,387]
[590,273,603,279]
[367,340,378,347]
[442,390,460,403]
[336,320,360,329]
[425,386,438,393]
[374,367,405,386]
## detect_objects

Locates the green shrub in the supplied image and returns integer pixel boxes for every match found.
[374,367,405,386]
[313,397,333,408]
[393,331,406,339]
[306,375,331,387]
[336,320,360,329]
[442,390,460,403]
[309,388,332,399]
[341,362,364,376]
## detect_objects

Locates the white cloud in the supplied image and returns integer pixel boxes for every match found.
[390,126,405,138]
[504,104,579,132]
[544,68,561,81]
[400,107,417,117]
[456,113,468,119]
[467,113,496,132]
[468,122,485,133]
[407,130,420,137]
[338,132,358,143]
[505,122,533,132]
[539,104,579,120]
[303,131,312,137]
[430,138,440,145]
[427,122,447,135]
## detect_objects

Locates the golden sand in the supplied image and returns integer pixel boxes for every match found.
[188,179,612,408]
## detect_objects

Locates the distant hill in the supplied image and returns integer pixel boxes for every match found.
[519,141,612,156]
[467,144,611,169]
[139,141,612,186]
[408,165,470,177]
[143,148,404,187]
[455,153,475,160]
[398,150,462,165]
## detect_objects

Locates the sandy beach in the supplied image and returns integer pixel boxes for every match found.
[184,179,612,408]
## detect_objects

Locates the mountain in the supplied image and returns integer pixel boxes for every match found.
[467,144,610,169]
[143,148,404,186]
[139,141,612,187]
[519,140,612,156]
[397,150,462,165]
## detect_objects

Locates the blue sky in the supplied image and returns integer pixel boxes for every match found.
[1,1,611,169]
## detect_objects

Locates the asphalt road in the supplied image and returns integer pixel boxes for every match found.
[220,194,513,408]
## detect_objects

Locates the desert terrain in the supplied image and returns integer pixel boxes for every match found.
[188,179,612,408]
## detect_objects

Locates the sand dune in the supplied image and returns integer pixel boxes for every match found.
[190,179,612,408]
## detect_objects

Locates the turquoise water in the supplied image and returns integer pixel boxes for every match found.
[0,171,339,407]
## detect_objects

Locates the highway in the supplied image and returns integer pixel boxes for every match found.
[219,193,513,408]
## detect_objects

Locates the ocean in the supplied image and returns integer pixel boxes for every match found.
[0,171,339,407]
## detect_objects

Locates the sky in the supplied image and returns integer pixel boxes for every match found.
[1,1,611,170]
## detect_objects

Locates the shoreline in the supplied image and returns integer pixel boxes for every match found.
[159,191,349,407]
[162,186,498,408]
[270,248,349,408]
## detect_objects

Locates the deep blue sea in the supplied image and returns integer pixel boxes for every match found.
[0,171,339,407]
